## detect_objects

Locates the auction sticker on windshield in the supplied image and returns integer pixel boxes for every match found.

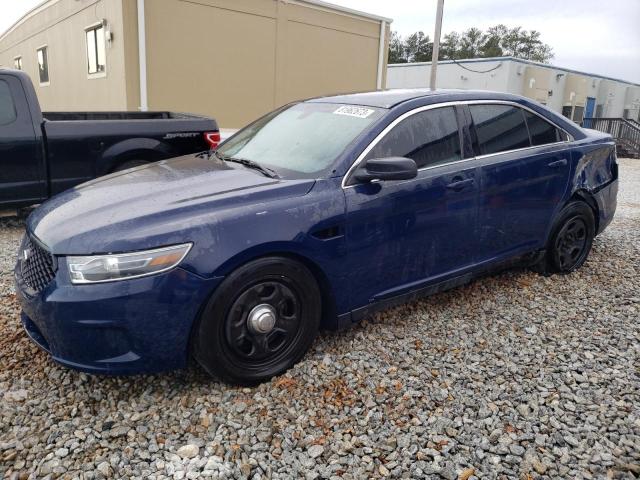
[333,106,375,119]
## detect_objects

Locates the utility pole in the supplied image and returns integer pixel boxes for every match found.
[429,0,445,90]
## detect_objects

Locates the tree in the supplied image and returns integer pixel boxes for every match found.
[458,28,484,59]
[388,31,407,64]
[388,24,554,64]
[404,31,433,63]
[440,32,461,60]
[480,24,508,58]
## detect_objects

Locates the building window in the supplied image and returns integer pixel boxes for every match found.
[561,106,572,119]
[572,106,584,122]
[37,46,49,84]
[86,24,106,76]
[14,56,22,70]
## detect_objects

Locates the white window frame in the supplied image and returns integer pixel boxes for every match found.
[85,22,107,79]
[13,56,22,70]
[36,45,50,86]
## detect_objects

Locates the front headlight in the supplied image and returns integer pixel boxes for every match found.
[67,243,192,284]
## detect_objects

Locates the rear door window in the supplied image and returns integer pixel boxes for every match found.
[470,104,530,155]
[366,107,461,169]
[0,80,17,126]
[524,110,562,145]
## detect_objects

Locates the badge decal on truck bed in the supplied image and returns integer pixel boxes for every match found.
[163,132,200,139]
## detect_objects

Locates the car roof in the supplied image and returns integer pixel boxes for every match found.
[307,88,526,109]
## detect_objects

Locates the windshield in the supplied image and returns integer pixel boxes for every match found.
[217,102,385,178]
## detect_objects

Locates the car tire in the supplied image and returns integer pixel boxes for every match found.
[193,256,321,385]
[113,159,149,172]
[535,201,595,275]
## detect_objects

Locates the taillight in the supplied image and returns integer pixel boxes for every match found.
[204,131,221,150]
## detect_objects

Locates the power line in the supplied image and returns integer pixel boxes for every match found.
[451,59,503,74]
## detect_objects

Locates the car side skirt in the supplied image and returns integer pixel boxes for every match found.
[336,250,543,330]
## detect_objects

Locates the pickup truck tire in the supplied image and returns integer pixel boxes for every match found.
[193,257,321,385]
[113,159,150,172]
[535,201,595,275]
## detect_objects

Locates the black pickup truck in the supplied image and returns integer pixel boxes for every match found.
[0,69,219,211]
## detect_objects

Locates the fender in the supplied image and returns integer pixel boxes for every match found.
[99,138,175,174]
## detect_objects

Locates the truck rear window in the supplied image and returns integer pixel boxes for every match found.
[0,80,17,126]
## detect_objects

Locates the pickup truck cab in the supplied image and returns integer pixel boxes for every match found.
[0,69,219,211]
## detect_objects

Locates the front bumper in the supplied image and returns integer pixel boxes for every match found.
[15,256,222,375]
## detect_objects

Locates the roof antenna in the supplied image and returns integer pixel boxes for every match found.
[430,0,445,91]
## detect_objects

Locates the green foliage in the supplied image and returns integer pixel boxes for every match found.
[405,31,433,62]
[389,24,554,64]
[388,31,407,64]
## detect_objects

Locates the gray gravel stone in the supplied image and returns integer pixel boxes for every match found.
[1,159,639,480]
[176,444,199,459]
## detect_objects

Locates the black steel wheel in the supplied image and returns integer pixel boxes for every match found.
[538,201,595,274]
[193,257,321,385]
[553,216,588,271]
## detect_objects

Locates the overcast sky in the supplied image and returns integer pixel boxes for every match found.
[335,0,640,83]
[1,0,638,83]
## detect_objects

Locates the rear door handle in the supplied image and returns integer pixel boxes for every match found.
[446,178,474,191]
[548,159,568,168]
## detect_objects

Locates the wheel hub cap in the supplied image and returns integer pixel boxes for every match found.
[247,304,277,334]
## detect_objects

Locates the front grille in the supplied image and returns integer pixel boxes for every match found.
[20,235,56,293]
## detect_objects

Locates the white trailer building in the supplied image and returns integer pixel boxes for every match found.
[388,57,640,124]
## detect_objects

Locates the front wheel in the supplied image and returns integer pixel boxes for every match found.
[193,257,321,385]
[536,201,595,275]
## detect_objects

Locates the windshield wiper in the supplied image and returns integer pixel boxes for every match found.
[213,151,280,179]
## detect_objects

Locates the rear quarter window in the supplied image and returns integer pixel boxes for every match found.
[0,80,17,126]
[524,110,562,145]
[470,105,530,155]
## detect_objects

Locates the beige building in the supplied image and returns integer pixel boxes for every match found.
[0,0,391,128]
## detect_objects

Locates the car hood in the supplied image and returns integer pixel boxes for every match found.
[28,154,315,254]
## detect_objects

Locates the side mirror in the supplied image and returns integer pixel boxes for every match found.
[353,157,418,183]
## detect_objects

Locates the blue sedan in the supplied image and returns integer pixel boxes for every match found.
[15,89,618,384]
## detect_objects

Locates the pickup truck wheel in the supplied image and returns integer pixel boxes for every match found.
[193,257,321,385]
[537,201,595,275]
[113,159,149,172]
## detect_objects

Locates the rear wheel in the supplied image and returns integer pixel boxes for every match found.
[193,257,321,385]
[535,201,595,275]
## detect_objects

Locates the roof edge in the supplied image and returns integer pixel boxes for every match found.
[1,0,393,44]
[388,56,640,88]
[295,0,393,23]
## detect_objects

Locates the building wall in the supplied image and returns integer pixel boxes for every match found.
[597,80,628,118]
[388,58,640,122]
[623,86,640,120]
[387,59,513,92]
[0,0,130,111]
[144,0,386,128]
[1,0,388,127]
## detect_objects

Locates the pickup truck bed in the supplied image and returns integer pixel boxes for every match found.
[0,69,219,210]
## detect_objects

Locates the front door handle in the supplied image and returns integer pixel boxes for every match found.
[446,178,474,191]
[548,159,568,168]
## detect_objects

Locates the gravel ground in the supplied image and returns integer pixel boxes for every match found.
[1,160,638,480]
